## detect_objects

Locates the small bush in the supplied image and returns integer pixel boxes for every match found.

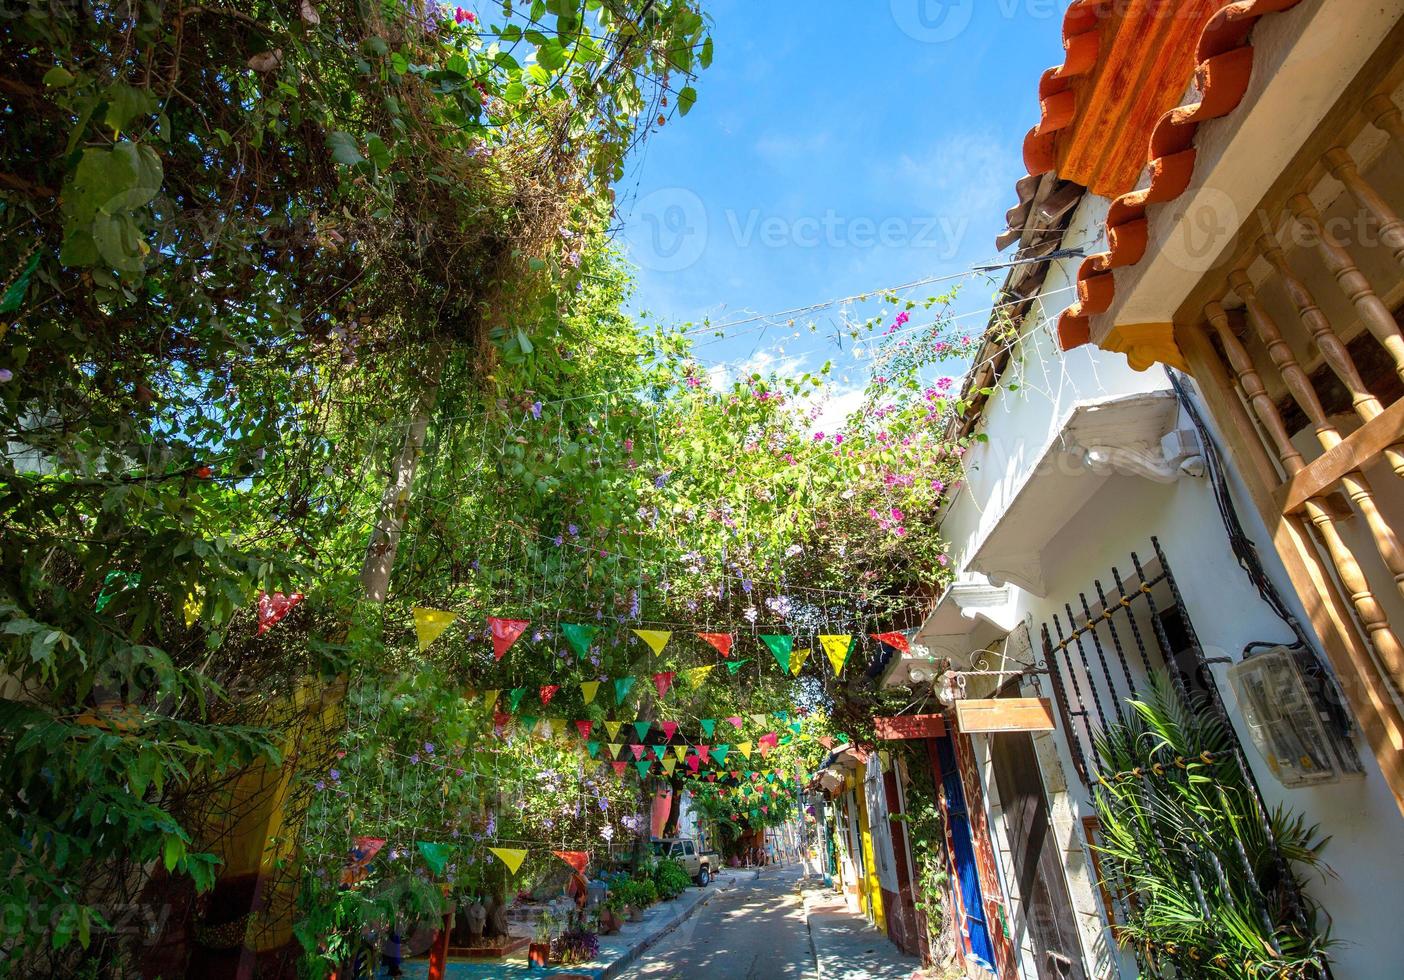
[653,859,692,899]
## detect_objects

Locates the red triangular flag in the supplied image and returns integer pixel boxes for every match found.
[493,710,511,735]
[762,805,769,814]
[659,721,678,741]
[611,761,628,776]
[697,745,711,763]
[652,672,675,699]
[489,617,530,660]
[759,741,772,758]
[707,773,717,783]
[696,632,733,657]
[257,591,304,634]
[552,850,589,874]
[630,744,645,760]
[575,720,593,740]
[540,684,560,706]
[870,630,910,653]
[686,754,701,774]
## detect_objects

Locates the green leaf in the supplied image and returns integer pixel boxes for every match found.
[326,132,364,166]
[103,83,157,136]
[677,86,697,117]
[43,66,75,87]
[366,134,391,170]
[516,330,534,355]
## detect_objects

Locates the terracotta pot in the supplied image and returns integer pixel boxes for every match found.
[528,941,551,967]
[599,908,622,934]
[627,906,645,923]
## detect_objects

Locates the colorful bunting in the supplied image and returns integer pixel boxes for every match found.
[713,745,730,765]
[760,634,794,672]
[552,851,589,874]
[700,719,716,739]
[575,720,593,740]
[611,761,628,776]
[686,754,700,774]
[489,847,528,875]
[633,721,652,741]
[413,607,458,651]
[614,677,636,703]
[632,629,673,655]
[605,720,624,741]
[682,664,715,688]
[870,631,911,653]
[508,688,527,713]
[488,617,530,660]
[562,623,598,658]
[750,714,768,727]
[725,658,751,674]
[662,757,677,774]
[520,715,537,735]
[820,635,855,676]
[587,742,601,758]
[697,745,711,763]
[580,681,601,705]
[737,741,753,759]
[607,743,623,760]
[493,710,511,735]
[418,841,453,876]
[482,689,500,708]
[635,760,652,778]
[790,647,811,676]
[652,672,675,699]
[660,721,679,741]
[257,591,304,634]
[696,632,733,657]
[629,744,645,760]
[726,716,744,729]
[673,744,688,761]
[540,685,560,706]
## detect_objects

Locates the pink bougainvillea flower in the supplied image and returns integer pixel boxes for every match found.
[895,311,910,327]
[454,6,476,23]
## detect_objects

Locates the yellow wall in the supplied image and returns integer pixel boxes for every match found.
[853,770,885,930]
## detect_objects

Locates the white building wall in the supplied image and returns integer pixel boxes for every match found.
[935,193,1404,980]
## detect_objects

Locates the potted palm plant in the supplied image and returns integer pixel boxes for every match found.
[528,908,558,968]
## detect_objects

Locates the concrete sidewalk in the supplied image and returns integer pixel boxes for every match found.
[802,883,923,980]
[395,869,759,979]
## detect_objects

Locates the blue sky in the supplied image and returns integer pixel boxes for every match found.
[616,0,1070,413]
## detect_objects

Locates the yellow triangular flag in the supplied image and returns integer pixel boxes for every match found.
[413,607,459,651]
[482,689,500,708]
[750,714,767,727]
[662,757,677,774]
[737,741,753,759]
[607,743,623,760]
[581,681,601,705]
[820,635,854,677]
[489,847,528,875]
[632,629,673,656]
[605,720,624,741]
[790,648,811,676]
[673,744,688,761]
[685,664,716,688]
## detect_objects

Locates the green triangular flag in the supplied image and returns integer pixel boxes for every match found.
[633,721,651,741]
[713,744,730,765]
[418,841,452,876]
[700,719,716,738]
[508,688,527,712]
[562,623,598,658]
[790,722,803,734]
[725,658,751,674]
[614,677,636,703]
[587,742,601,758]
[635,760,652,778]
[760,635,793,672]
[520,715,537,735]
[774,710,789,722]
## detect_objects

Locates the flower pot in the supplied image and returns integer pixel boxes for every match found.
[528,941,551,967]
[627,905,645,923]
[599,908,622,934]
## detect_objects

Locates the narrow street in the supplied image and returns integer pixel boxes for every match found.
[617,866,813,979]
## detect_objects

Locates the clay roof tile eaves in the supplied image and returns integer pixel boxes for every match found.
[1055,0,1305,354]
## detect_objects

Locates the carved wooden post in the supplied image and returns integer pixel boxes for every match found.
[1324,147,1404,268]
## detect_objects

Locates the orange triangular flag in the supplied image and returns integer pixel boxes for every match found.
[552,850,589,874]
[696,632,733,657]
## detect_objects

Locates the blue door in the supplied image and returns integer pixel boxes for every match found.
[936,734,996,971]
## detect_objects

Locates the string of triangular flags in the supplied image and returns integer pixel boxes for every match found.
[345,836,593,883]
[406,611,913,678]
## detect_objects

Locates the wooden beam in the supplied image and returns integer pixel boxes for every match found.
[1178,322,1404,818]
[955,698,1055,733]
[1276,395,1404,514]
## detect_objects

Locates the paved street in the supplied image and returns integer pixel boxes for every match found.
[618,865,816,979]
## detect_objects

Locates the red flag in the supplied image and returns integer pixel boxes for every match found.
[574,720,593,740]
[696,632,733,657]
[493,710,511,735]
[686,754,701,774]
[697,745,711,763]
[761,805,769,814]
[489,617,530,660]
[611,761,628,776]
[630,744,645,760]
[257,591,304,634]
[540,685,560,706]
[869,631,910,653]
[707,773,717,782]
[760,732,779,748]
[659,721,678,741]
[552,850,589,874]
[652,672,675,699]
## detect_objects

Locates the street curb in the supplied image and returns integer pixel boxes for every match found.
[597,871,758,979]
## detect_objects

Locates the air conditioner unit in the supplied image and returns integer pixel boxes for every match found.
[1227,647,1362,788]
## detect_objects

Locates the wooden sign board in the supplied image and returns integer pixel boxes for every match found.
[874,714,947,740]
[955,697,1056,733]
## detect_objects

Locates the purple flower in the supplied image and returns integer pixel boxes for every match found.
[530,401,542,420]
[553,535,564,546]
[0,369,12,383]
[315,780,326,791]
[409,753,421,764]
[567,523,579,536]
[424,742,435,755]
[653,471,670,488]
[329,769,340,782]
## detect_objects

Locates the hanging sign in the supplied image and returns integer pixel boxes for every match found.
[874,714,948,740]
[955,698,1056,733]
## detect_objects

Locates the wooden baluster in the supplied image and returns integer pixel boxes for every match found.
[1367,92,1404,147]
[1229,271,1404,603]
[1287,194,1404,375]
[1325,147,1404,268]
[1244,248,1404,479]
[1206,302,1404,688]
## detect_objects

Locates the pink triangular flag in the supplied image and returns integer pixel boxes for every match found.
[697,745,711,763]
[630,744,645,760]
[726,716,743,729]
[540,684,560,706]
[574,720,593,740]
[660,721,679,741]
[489,617,530,659]
[652,671,675,699]
[686,754,701,774]
[257,591,304,634]
[696,632,733,657]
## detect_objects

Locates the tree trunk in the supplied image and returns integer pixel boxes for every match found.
[663,776,683,837]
